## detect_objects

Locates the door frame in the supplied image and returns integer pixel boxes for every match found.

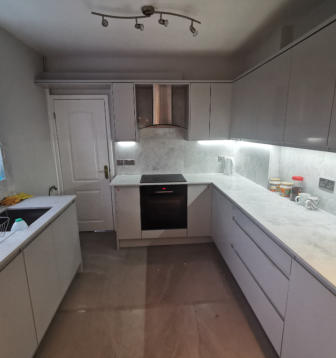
[46,94,114,195]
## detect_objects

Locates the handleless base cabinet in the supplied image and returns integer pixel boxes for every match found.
[0,202,82,358]
[0,254,37,358]
[282,260,336,358]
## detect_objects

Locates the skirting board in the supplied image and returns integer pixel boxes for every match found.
[118,236,212,248]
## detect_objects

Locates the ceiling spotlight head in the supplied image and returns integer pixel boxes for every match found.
[158,14,168,27]
[101,17,109,27]
[135,19,144,31]
[141,5,155,17]
[189,21,198,37]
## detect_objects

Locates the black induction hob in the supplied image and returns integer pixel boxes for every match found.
[140,174,186,183]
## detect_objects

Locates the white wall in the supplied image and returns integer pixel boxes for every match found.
[0,27,57,196]
[46,54,240,80]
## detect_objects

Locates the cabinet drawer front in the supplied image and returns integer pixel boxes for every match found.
[233,218,289,317]
[230,245,284,355]
[233,208,292,276]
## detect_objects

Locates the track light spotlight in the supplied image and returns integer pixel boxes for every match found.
[134,19,144,31]
[189,21,198,37]
[158,13,168,27]
[101,17,109,27]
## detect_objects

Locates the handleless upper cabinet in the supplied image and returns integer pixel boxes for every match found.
[254,52,291,144]
[231,52,290,144]
[209,83,232,139]
[231,71,259,140]
[284,22,336,148]
[113,83,136,141]
[189,83,232,140]
[189,83,211,140]
[328,91,336,149]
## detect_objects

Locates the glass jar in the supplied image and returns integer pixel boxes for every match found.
[290,176,304,201]
[269,177,281,192]
[280,182,293,198]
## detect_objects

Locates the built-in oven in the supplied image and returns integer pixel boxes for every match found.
[140,185,187,230]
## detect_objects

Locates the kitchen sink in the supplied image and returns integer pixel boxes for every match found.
[1,208,51,231]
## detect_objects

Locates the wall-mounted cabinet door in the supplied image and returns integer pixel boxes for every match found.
[284,22,336,148]
[254,51,291,144]
[189,83,211,140]
[328,91,336,149]
[0,254,37,358]
[210,83,232,139]
[113,83,136,141]
[230,71,258,140]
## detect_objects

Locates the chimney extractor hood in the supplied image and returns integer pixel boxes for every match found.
[136,84,188,129]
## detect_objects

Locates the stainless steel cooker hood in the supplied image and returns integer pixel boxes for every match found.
[153,84,173,126]
[136,84,188,129]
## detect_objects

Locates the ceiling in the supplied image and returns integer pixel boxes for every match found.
[0,0,317,56]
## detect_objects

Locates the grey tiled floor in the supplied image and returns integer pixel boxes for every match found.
[35,232,277,358]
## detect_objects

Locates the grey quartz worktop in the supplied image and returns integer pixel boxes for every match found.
[0,195,76,270]
[111,173,336,294]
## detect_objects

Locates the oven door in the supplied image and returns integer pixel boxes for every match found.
[140,185,187,230]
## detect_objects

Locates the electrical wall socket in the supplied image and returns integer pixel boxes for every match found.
[116,160,124,166]
[124,159,135,165]
[319,178,335,192]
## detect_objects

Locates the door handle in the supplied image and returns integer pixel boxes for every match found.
[104,165,109,179]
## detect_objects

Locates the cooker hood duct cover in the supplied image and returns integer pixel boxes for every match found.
[136,84,188,129]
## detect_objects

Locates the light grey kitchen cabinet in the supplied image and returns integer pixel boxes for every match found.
[113,83,136,141]
[231,52,290,144]
[232,214,289,317]
[115,186,141,240]
[23,225,61,342]
[230,71,259,140]
[189,83,232,140]
[209,83,232,139]
[188,184,211,237]
[229,241,284,355]
[52,203,82,297]
[282,260,336,358]
[211,188,235,262]
[284,21,336,148]
[328,91,336,149]
[189,83,211,140]
[254,52,291,143]
[0,254,37,358]
[233,208,292,277]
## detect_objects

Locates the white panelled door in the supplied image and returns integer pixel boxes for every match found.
[53,98,113,231]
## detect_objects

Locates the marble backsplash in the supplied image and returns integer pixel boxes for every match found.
[279,147,336,215]
[115,128,271,188]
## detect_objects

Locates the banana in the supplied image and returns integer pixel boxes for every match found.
[0,193,33,206]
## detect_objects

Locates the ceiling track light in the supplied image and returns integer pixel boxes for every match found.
[189,21,198,37]
[92,5,201,35]
[158,13,168,27]
[101,16,108,27]
[134,18,144,31]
